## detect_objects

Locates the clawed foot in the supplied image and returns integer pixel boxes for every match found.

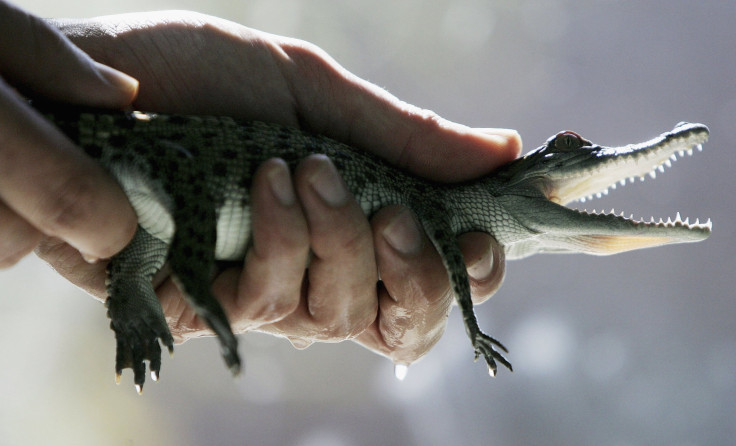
[473,332,513,377]
[195,307,241,377]
[106,300,174,394]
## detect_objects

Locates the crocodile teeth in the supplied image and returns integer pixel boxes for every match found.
[576,207,712,231]
[636,214,713,230]
[565,125,708,233]
[579,195,595,203]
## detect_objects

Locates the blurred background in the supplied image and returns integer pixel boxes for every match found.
[2,0,734,445]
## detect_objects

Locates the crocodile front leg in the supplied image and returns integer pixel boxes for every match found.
[417,209,512,376]
[106,226,173,393]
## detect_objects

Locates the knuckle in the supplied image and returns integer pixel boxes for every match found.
[244,294,299,325]
[406,107,445,136]
[348,311,376,338]
[238,256,305,324]
[332,315,373,340]
[308,294,377,340]
[314,322,354,341]
[280,39,334,76]
[393,107,446,169]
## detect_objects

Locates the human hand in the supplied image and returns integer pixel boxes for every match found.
[0,2,138,269]
[37,11,521,366]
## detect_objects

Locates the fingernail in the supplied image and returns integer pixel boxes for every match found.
[477,128,520,140]
[475,128,522,161]
[467,245,493,281]
[267,161,296,206]
[95,62,139,97]
[81,251,100,264]
[475,128,521,150]
[382,208,423,255]
[308,156,349,207]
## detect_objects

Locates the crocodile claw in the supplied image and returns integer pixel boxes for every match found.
[198,308,241,376]
[106,297,174,393]
[473,332,513,377]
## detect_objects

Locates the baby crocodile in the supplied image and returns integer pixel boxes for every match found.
[36,102,711,392]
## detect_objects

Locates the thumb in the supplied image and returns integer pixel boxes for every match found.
[0,0,138,107]
[279,41,521,182]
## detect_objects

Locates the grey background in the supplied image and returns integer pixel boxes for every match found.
[1,1,734,445]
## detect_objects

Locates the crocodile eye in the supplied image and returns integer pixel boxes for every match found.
[554,131,585,151]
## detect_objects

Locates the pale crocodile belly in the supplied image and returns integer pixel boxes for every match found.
[214,197,251,261]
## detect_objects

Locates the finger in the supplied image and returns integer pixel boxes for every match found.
[354,206,454,364]
[275,40,522,181]
[34,236,108,300]
[158,159,311,339]
[52,13,294,120]
[230,158,308,329]
[0,1,138,106]
[157,276,204,343]
[0,200,42,268]
[0,82,138,259]
[268,155,378,341]
[459,232,506,304]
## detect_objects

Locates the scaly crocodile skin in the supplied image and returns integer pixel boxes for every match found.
[37,102,711,392]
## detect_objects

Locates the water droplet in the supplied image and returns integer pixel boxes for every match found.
[288,337,313,350]
[394,363,409,381]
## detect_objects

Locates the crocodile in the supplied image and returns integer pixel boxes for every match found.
[35,102,711,392]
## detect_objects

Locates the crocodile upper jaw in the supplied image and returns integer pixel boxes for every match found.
[498,123,712,259]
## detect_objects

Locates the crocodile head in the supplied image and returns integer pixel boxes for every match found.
[491,122,712,259]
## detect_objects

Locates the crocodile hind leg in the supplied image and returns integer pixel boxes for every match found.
[106,226,173,393]
[166,203,241,376]
[419,214,513,376]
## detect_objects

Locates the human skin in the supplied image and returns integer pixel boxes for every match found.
[0,3,521,366]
